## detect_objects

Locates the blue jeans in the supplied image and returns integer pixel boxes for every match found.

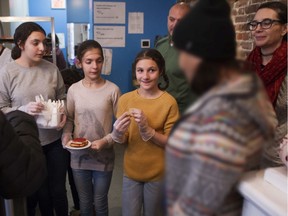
[72,169,113,216]
[122,176,163,216]
[27,139,69,216]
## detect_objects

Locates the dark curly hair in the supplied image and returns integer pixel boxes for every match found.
[257,1,287,41]
[132,49,169,90]
[258,1,287,23]
[12,22,46,60]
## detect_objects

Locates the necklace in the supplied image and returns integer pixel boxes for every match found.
[261,51,274,57]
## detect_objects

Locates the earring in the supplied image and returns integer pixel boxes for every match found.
[18,44,23,50]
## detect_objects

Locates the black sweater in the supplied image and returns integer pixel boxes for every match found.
[0,110,47,199]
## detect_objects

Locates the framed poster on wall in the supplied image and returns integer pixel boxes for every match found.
[51,0,66,9]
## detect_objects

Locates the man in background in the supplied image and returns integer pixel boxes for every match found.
[45,33,67,70]
[156,2,197,114]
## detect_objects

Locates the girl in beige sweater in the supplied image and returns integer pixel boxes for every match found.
[62,40,120,216]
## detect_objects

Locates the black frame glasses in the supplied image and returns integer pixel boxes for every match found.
[248,18,282,31]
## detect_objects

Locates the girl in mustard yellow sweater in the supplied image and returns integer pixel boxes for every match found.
[109,49,179,216]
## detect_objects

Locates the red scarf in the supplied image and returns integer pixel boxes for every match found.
[247,41,287,107]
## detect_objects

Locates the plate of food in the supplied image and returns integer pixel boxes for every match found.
[66,138,92,150]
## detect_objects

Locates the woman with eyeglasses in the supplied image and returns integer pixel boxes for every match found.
[247,2,287,167]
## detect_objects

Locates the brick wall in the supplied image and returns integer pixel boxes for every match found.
[229,0,282,59]
[178,0,284,59]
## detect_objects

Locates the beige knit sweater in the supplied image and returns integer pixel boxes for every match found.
[63,80,121,171]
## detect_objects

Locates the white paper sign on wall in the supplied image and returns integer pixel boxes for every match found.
[128,12,144,34]
[94,2,126,24]
[94,26,125,47]
[101,48,113,75]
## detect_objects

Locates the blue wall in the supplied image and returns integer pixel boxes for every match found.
[28,0,175,94]
[67,0,90,23]
[28,0,68,60]
[93,0,175,93]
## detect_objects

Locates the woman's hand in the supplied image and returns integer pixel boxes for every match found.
[20,102,44,116]
[130,109,155,141]
[111,112,131,143]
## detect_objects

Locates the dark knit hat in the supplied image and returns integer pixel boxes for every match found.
[172,0,236,60]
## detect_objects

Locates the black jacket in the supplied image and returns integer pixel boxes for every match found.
[0,110,46,199]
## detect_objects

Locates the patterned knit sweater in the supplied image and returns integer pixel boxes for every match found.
[166,74,276,216]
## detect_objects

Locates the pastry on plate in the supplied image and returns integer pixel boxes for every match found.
[70,138,89,148]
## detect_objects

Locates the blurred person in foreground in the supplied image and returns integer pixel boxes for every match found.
[0,110,46,207]
[155,2,197,114]
[165,0,277,215]
[247,1,287,166]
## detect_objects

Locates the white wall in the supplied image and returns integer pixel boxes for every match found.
[9,0,29,34]
[0,0,10,38]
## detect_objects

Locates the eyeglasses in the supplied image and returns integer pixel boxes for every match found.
[248,18,283,31]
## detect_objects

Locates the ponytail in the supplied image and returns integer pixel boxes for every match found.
[11,46,21,60]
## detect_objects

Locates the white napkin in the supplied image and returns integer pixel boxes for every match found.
[35,94,65,128]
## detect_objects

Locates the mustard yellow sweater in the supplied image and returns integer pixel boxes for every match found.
[117,90,179,182]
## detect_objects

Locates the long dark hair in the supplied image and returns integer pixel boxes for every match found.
[132,49,169,90]
[12,22,46,60]
[190,59,249,96]
[76,40,104,62]
[257,1,287,41]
